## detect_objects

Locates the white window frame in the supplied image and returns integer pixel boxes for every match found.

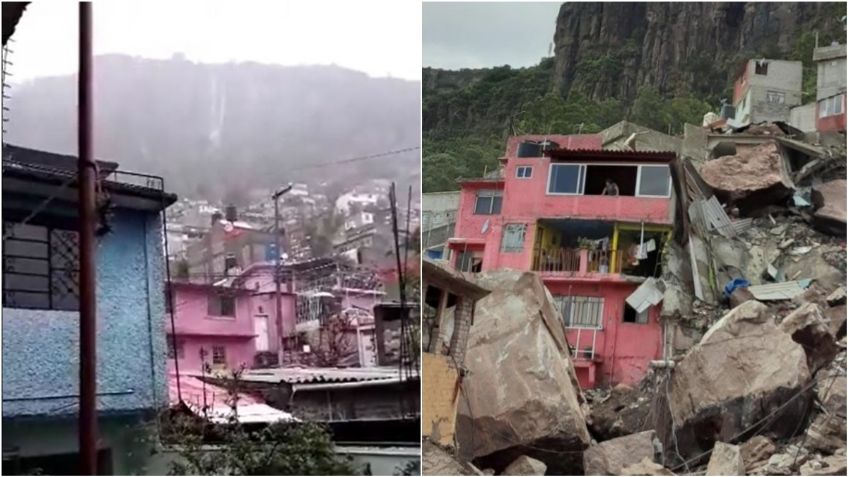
[473,190,503,215]
[635,164,673,198]
[765,90,785,104]
[515,165,533,179]
[546,162,672,198]
[546,163,585,196]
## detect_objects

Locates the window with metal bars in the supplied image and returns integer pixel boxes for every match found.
[212,345,227,365]
[554,295,604,329]
[2,221,80,311]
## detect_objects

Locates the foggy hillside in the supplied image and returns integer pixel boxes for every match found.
[5,54,421,201]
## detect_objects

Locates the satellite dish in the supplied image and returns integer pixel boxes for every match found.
[481,219,490,234]
[223,222,234,233]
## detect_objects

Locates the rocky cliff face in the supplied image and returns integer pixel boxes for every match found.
[553,2,845,102]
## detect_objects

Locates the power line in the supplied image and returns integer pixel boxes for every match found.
[288,146,420,172]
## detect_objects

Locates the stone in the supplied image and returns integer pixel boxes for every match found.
[652,301,811,459]
[501,455,547,476]
[826,287,846,306]
[619,457,675,476]
[823,305,846,338]
[811,179,847,236]
[740,435,777,471]
[729,287,755,308]
[805,413,846,454]
[423,440,481,476]
[705,442,745,476]
[699,141,795,214]
[799,454,847,476]
[778,303,839,372]
[583,431,657,475]
[456,271,590,474]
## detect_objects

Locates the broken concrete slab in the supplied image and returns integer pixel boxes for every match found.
[799,454,847,476]
[805,413,846,454]
[501,456,547,476]
[653,301,811,460]
[823,305,846,338]
[619,457,675,476]
[826,287,846,306]
[778,303,839,372]
[705,442,745,476]
[699,141,795,214]
[583,430,657,476]
[811,179,847,236]
[456,271,590,474]
[740,435,777,472]
[423,440,483,476]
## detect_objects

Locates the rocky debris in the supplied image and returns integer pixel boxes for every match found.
[729,287,755,308]
[583,430,658,475]
[778,303,839,372]
[501,456,547,476]
[811,179,847,236]
[423,440,483,476]
[585,383,652,440]
[705,442,744,476]
[699,141,795,214]
[456,271,590,474]
[826,287,846,306]
[805,413,846,455]
[619,457,675,476]
[653,301,811,460]
[799,454,847,476]
[740,435,778,472]
[823,305,846,338]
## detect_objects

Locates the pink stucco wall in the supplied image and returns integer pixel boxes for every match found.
[167,282,295,372]
[449,135,669,388]
[547,280,663,388]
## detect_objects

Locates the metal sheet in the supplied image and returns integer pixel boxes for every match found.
[748,280,812,301]
[625,277,664,313]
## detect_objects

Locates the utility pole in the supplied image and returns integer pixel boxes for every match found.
[272,184,292,365]
[77,2,98,474]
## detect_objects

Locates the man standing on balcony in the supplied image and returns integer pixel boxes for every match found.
[602,178,620,196]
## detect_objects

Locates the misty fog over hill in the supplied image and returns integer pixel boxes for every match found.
[5,54,421,202]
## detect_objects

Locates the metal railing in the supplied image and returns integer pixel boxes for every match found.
[533,247,623,274]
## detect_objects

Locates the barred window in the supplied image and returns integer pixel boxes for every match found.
[554,296,604,329]
[501,224,527,252]
[212,345,227,365]
[2,222,80,311]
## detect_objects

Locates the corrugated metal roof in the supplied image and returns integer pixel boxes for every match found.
[748,280,812,301]
[240,366,401,384]
[625,277,664,313]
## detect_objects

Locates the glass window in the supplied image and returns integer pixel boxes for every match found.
[2,221,80,311]
[638,165,671,197]
[554,296,603,329]
[516,166,533,178]
[548,164,583,194]
[208,294,236,317]
[501,224,527,252]
[473,190,502,215]
[212,345,227,365]
[766,90,785,104]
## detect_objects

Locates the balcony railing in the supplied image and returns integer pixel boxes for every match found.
[533,248,624,275]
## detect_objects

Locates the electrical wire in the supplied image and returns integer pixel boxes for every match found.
[288,146,420,172]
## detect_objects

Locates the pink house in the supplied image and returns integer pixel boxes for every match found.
[448,135,676,389]
[166,279,296,373]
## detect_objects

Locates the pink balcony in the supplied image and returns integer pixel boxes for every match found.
[532,248,624,276]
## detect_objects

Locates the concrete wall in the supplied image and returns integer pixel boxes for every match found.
[422,192,460,230]
[749,85,803,123]
[790,103,818,132]
[815,45,847,100]
[548,280,663,388]
[2,210,168,418]
[734,59,803,123]
[1,415,158,475]
[421,353,459,446]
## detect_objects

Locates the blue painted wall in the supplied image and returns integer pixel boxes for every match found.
[2,208,168,418]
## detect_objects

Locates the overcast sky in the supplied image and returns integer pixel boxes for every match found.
[423,2,562,70]
[7,0,422,83]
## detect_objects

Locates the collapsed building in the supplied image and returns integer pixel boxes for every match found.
[423,115,846,475]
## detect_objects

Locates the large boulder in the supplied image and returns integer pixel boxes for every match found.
[456,271,590,474]
[653,301,811,460]
[778,303,839,372]
[705,442,744,476]
[699,141,795,213]
[811,179,847,236]
[583,431,658,475]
